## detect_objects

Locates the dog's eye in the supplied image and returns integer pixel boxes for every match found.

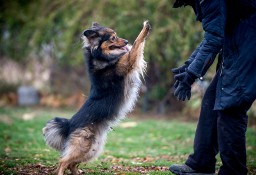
[111,36,117,41]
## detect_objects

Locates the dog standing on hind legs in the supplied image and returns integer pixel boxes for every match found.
[43,21,151,175]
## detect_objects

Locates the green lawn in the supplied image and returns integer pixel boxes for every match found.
[0,107,255,175]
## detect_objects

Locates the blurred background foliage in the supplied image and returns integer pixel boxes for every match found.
[1,0,255,122]
[0,0,203,65]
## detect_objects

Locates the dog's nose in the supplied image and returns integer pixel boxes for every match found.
[124,40,128,44]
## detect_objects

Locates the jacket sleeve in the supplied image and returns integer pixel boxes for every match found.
[187,0,226,78]
[184,41,203,66]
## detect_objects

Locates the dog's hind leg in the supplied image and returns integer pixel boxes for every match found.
[56,127,94,175]
[68,162,79,175]
[56,159,70,175]
[56,157,80,175]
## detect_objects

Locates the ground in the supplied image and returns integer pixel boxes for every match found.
[0,107,255,175]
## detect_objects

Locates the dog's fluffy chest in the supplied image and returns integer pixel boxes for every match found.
[118,71,141,119]
[113,46,146,124]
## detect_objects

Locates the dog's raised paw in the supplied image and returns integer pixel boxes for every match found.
[143,21,151,38]
[143,21,151,31]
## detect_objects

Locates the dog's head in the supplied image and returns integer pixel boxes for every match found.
[82,22,129,62]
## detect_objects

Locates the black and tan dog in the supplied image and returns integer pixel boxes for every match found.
[42,21,151,175]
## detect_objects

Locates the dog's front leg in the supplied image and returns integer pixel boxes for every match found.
[117,21,151,75]
[127,21,151,67]
[130,20,151,54]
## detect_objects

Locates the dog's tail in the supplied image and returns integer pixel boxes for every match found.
[42,117,69,151]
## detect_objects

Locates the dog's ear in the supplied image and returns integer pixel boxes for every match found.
[83,30,99,39]
[92,22,100,28]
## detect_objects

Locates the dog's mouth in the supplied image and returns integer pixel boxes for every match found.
[109,45,128,51]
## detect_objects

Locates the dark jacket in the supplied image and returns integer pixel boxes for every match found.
[183,0,256,110]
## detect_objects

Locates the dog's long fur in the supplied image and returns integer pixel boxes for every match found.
[42,21,151,175]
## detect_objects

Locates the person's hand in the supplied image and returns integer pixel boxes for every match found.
[171,64,188,89]
[174,71,196,101]
[171,64,187,75]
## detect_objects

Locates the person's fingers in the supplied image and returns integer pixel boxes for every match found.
[182,93,186,101]
[174,80,179,88]
[179,89,186,101]
[187,90,191,100]
[171,67,180,74]
[179,65,187,72]
[174,83,192,101]
[174,87,180,97]
[172,65,187,74]
[174,72,186,81]
[174,86,183,100]
[178,92,183,101]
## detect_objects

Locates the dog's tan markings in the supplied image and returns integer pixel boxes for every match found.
[101,45,113,60]
[56,127,95,175]
[101,41,110,51]
[98,28,114,36]
[113,37,127,47]
[105,28,115,34]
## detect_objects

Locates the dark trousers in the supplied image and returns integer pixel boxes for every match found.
[185,72,250,175]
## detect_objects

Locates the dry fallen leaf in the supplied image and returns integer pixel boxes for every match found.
[120,122,137,128]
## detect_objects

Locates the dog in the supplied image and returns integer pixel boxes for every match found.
[42,21,151,175]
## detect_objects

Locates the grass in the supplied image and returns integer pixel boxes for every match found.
[0,107,255,175]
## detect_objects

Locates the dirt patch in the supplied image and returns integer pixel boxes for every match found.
[1,163,55,175]
[108,165,169,174]
[0,155,185,174]
[1,160,256,175]
[2,163,169,175]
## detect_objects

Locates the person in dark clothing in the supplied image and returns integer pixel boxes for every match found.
[169,0,256,175]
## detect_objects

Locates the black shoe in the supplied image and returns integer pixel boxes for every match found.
[169,164,215,175]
